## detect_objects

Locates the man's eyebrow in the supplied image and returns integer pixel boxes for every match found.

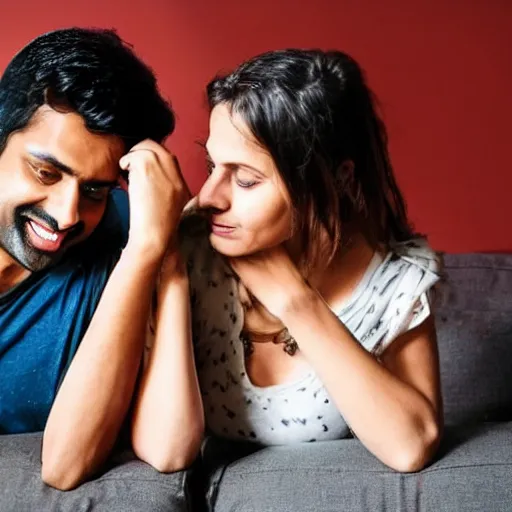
[28,149,118,188]
[27,149,76,176]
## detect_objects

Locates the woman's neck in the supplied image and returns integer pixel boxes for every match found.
[310,232,378,312]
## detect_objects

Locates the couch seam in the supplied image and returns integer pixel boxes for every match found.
[214,467,396,476]
[211,461,512,478]
[207,462,232,512]
[419,461,512,474]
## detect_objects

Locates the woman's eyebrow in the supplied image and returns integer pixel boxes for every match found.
[204,144,268,177]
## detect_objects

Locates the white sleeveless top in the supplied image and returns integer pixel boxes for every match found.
[147,216,442,445]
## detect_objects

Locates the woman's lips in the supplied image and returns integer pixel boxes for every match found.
[210,221,236,237]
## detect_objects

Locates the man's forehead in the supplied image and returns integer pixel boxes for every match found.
[21,107,123,179]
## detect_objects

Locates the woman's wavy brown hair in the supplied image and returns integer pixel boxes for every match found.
[207,49,415,271]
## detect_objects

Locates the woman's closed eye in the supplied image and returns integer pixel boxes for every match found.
[205,157,259,189]
[233,167,259,188]
[234,172,258,188]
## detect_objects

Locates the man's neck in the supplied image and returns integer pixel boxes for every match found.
[0,249,31,294]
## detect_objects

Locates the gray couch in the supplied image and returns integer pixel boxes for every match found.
[1,253,511,511]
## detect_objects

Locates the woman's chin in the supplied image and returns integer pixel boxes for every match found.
[209,234,255,258]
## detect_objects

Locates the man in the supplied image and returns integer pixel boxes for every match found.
[0,28,189,489]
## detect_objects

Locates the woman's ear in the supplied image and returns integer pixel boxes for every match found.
[336,159,367,220]
[334,159,355,192]
[335,160,359,208]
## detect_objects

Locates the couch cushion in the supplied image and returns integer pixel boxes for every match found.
[201,436,401,512]
[416,422,512,512]
[0,432,190,512]
[202,423,512,512]
[435,253,512,426]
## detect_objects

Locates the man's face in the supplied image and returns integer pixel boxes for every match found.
[0,105,125,272]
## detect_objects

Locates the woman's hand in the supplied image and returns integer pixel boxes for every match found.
[229,245,314,320]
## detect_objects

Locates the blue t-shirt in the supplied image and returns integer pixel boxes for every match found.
[0,189,129,434]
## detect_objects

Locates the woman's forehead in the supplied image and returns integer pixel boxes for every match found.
[207,105,274,168]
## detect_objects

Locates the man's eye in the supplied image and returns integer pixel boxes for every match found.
[82,185,109,202]
[36,168,58,183]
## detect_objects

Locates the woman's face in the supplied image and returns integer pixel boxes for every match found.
[198,103,293,257]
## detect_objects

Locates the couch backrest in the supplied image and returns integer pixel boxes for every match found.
[435,253,512,426]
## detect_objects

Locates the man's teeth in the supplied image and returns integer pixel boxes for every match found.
[30,222,58,242]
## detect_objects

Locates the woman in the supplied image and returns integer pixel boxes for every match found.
[131,49,443,473]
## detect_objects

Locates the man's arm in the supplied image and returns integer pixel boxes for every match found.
[41,140,189,490]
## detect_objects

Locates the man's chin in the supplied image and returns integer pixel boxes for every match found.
[1,223,77,273]
[3,239,67,272]
[17,228,87,272]
[16,250,63,273]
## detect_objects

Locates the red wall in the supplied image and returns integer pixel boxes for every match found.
[1,0,510,253]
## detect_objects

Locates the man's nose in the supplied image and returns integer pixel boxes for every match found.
[46,182,80,231]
